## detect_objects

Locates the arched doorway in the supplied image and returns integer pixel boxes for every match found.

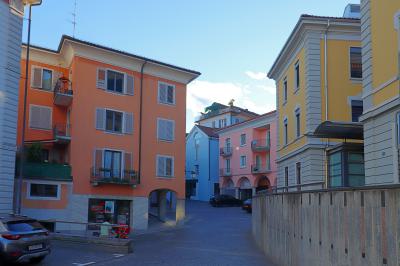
[238,177,252,200]
[148,189,178,227]
[256,176,270,192]
[222,178,235,197]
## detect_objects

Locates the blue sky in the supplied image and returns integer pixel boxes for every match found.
[23,0,359,131]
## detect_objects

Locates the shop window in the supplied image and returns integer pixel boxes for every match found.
[88,199,131,226]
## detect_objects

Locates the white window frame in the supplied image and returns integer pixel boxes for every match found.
[105,108,125,134]
[240,155,247,168]
[157,118,175,142]
[26,181,61,200]
[283,77,288,104]
[295,108,301,138]
[31,66,54,92]
[349,47,363,80]
[93,148,126,174]
[294,61,300,91]
[158,81,176,105]
[240,133,246,146]
[28,104,52,131]
[106,69,126,94]
[156,155,175,178]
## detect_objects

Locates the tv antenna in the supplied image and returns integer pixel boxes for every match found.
[71,0,77,37]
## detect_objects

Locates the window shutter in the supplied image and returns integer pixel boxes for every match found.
[94,149,103,171]
[157,156,165,176]
[124,112,133,134]
[40,107,52,130]
[95,108,106,130]
[31,67,42,88]
[124,153,132,171]
[29,105,41,128]
[167,85,174,104]
[158,83,167,103]
[166,120,174,141]
[97,68,106,90]
[125,75,134,95]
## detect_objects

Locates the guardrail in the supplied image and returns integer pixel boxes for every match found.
[220,147,233,157]
[90,167,140,186]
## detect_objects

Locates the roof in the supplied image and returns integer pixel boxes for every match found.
[23,35,201,76]
[268,14,360,79]
[196,125,219,138]
[196,103,259,122]
[216,110,277,133]
[311,121,363,140]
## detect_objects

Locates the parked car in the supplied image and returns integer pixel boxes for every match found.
[209,195,242,207]
[0,214,50,264]
[242,199,252,213]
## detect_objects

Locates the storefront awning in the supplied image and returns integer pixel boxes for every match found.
[310,121,363,140]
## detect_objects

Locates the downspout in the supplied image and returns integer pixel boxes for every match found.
[138,61,147,182]
[323,20,331,189]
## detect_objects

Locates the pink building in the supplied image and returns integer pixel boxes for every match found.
[218,111,277,200]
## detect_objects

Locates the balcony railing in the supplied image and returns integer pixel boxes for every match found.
[219,168,232,177]
[90,167,140,187]
[54,77,73,107]
[220,147,233,157]
[251,164,271,174]
[53,124,71,143]
[18,162,72,181]
[251,139,270,152]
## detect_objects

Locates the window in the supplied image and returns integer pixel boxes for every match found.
[283,77,288,103]
[157,155,174,177]
[103,150,122,178]
[29,105,52,130]
[294,61,300,90]
[284,167,289,191]
[351,100,363,122]
[28,183,60,199]
[212,121,216,128]
[296,162,301,190]
[240,155,247,168]
[158,82,175,105]
[329,152,343,187]
[284,118,288,145]
[31,67,53,91]
[107,70,124,93]
[226,159,231,172]
[350,47,362,79]
[397,113,400,145]
[219,119,227,128]
[240,134,246,146]
[266,130,271,146]
[157,118,175,141]
[106,110,123,133]
[266,154,271,170]
[295,109,301,138]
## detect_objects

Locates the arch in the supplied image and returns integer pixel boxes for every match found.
[148,188,180,227]
[223,178,235,189]
[256,175,271,192]
[237,176,252,189]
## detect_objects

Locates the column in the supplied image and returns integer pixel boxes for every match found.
[131,196,149,230]
[158,190,167,222]
[175,199,186,225]
[235,187,240,199]
[252,187,257,196]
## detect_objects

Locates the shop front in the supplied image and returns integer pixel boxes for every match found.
[88,199,131,226]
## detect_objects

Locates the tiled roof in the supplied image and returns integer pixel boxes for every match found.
[196,125,219,138]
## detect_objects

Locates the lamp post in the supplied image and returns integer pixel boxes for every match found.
[15,0,42,215]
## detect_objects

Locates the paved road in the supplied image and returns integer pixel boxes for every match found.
[27,201,272,266]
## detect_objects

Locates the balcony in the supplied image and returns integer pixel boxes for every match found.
[54,77,73,107]
[90,167,140,187]
[19,162,72,181]
[220,147,233,157]
[251,164,271,174]
[251,139,270,152]
[220,168,232,177]
[53,124,71,144]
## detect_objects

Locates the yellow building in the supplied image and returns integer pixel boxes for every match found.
[268,6,364,190]
[360,0,400,184]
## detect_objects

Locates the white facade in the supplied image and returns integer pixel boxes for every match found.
[0,0,24,212]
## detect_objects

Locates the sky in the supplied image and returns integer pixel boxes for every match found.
[22,0,359,132]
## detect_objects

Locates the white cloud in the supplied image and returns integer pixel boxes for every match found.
[245,71,267,81]
[257,78,276,95]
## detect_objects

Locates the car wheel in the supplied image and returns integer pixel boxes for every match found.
[30,255,46,264]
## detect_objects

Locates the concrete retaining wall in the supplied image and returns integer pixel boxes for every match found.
[252,188,400,266]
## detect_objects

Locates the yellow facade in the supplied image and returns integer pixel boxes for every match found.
[369,0,400,107]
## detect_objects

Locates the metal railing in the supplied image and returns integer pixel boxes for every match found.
[219,168,232,177]
[40,220,130,239]
[251,164,271,174]
[53,123,71,139]
[251,139,270,152]
[54,78,73,96]
[16,162,72,180]
[91,167,140,186]
[220,146,233,157]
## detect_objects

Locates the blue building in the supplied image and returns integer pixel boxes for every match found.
[185,125,220,201]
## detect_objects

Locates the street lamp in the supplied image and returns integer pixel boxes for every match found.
[15,0,42,215]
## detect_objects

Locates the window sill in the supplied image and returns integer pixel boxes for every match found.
[157,176,175,179]
[350,78,362,84]
[27,196,60,201]
[30,127,52,131]
[31,87,54,93]
[158,139,175,143]
[105,90,128,96]
[104,130,124,136]
[158,101,176,107]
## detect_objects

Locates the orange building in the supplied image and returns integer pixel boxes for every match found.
[17,35,200,231]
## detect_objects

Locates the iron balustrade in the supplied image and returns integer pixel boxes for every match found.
[251,139,270,152]
[219,168,232,177]
[251,164,271,174]
[220,146,233,157]
[90,167,140,186]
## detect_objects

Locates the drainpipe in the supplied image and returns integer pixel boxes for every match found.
[323,20,331,188]
[138,61,147,182]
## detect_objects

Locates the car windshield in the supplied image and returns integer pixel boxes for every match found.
[6,220,44,232]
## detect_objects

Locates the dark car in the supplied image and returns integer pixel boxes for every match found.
[209,195,242,207]
[0,214,50,264]
[242,199,252,213]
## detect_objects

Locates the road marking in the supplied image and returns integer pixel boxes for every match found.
[72,262,96,266]
[113,254,124,258]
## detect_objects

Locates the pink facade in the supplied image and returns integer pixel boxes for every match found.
[218,111,277,199]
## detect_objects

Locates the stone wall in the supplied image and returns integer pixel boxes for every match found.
[252,187,400,265]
